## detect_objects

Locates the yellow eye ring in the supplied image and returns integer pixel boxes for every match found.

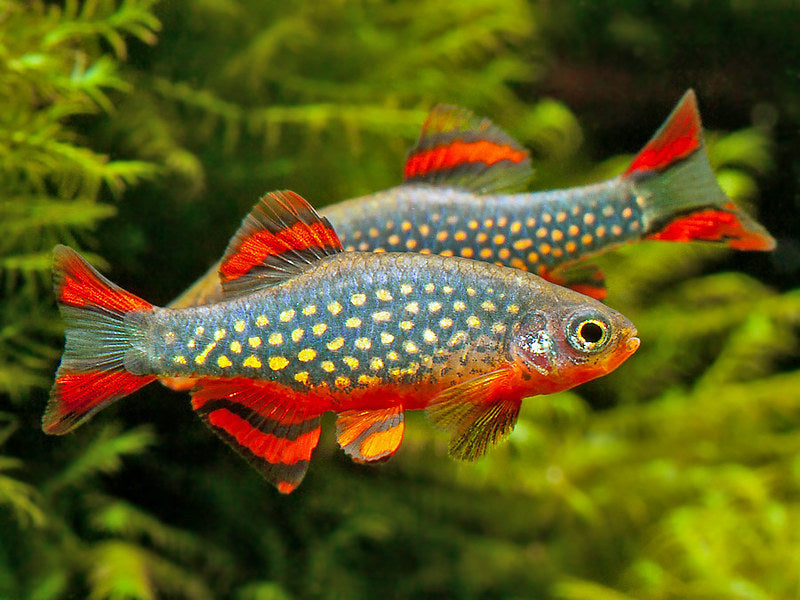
[567,316,610,353]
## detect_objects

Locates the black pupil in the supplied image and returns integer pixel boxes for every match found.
[579,322,604,344]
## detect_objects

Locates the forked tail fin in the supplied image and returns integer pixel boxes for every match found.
[625,90,775,251]
[43,246,156,435]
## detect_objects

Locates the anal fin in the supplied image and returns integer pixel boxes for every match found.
[425,367,520,461]
[191,378,322,493]
[336,406,405,463]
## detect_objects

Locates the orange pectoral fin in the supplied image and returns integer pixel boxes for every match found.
[191,378,322,493]
[336,406,405,463]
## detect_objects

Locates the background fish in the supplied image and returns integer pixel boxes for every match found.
[170,90,775,310]
[43,191,639,493]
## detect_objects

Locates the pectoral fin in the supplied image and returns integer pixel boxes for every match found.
[336,406,405,463]
[425,367,520,461]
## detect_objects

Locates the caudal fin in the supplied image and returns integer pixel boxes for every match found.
[625,90,775,251]
[43,246,156,435]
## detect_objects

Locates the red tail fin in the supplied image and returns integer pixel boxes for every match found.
[626,90,776,252]
[44,246,156,435]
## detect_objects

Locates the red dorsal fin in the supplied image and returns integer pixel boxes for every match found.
[404,105,533,194]
[336,407,405,463]
[191,378,322,493]
[425,367,520,460]
[624,89,702,177]
[219,191,343,298]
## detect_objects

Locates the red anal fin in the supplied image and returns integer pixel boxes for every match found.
[404,105,533,194]
[647,203,776,251]
[425,367,520,461]
[218,191,342,298]
[336,406,405,463]
[542,264,607,301]
[54,245,152,312]
[44,371,156,435]
[624,89,701,177]
[192,378,322,493]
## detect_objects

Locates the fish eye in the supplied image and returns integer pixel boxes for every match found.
[567,313,611,353]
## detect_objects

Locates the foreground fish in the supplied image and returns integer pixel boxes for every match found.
[172,90,775,309]
[44,191,639,493]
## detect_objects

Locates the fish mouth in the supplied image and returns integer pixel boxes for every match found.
[624,327,640,354]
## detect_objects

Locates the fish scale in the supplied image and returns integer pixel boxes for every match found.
[169,90,774,311]
[44,191,639,493]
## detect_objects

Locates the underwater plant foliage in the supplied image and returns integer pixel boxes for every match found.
[1,1,799,598]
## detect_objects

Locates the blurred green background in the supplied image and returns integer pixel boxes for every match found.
[2,1,800,598]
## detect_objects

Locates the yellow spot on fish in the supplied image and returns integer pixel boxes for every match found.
[312,323,328,336]
[322,361,335,372]
[539,243,552,254]
[370,357,384,371]
[234,320,246,333]
[460,248,474,258]
[358,374,380,386]
[513,239,533,251]
[553,248,564,258]
[467,316,481,328]
[187,340,196,349]
[511,221,522,233]
[480,248,493,259]
[279,309,295,322]
[423,329,438,343]
[369,227,379,238]
[552,230,564,242]
[387,350,400,361]
[400,284,413,295]
[173,355,187,365]
[243,355,262,369]
[345,316,362,328]
[267,332,282,346]
[428,301,442,313]
[622,207,633,219]
[350,293,366,306]
[466,287,476,296]
[493,234,506,245]
[442,285,454,294]
[581,233,593,246]
[436,231,448,242]
[484,219,494,228]
[476,232,488,243]
[603,205,615,217]
[195,326,205,336]
[454,230,467,241]
[303,305,317,316]
[355,337,372,350]
[343,356,359,370]
[335,376,351,389]
[527,251,539,264]
[448,331,468,346]
[556,212,567,223]
[441,250,454,257]
[404,340,419,354]
[376,289,393,302]
[453,301,466,312]
[372,310,391,322]
[256,315,269,327]
[405,239,418,249]
[328,301,343,315]
[492,323,507,334]
[380,332,395,345]
[568,225,580,237]
[402,302,418,315]
[401,221,412,231]
[543,214,552,223]
[419,224,430,236]
[217,355,232,368]
[439,317,454,328]
[498,217,508,227]
[230,341,242,354]
[566,241,577,253]
[499,248,510,260]
[537,227,548,238]
[511,258,527,270]
[269,356,289,371]
[424,283,434,293]
[388,234,401,245]
[297,348,316,362]
[596,225,606,237]
[399,320,414,331]
[584,213,596,225]
[612,224,623,236]
[292,328,304,343]
[248,336,262,348]
[468,219,479,230]
[327,337,345,351]
[507,304,520,314]
[527,217,536,227]
[481,301,496,312]
[194,341,217,366]
[295,372,309,385]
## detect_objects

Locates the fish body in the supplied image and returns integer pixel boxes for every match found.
[44,192,639,493]
[171,90,775,310]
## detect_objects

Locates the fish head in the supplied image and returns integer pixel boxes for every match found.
[509,297,639,394]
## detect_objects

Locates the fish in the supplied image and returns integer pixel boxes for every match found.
[43,190,640,493]
[170,89,775,311]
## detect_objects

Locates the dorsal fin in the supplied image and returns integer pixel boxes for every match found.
[624,89,702,177]
[218,191,343,298]
[404,105,533,194]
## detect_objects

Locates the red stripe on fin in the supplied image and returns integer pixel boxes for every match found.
[404,105,533,194]
[218,191,342,298]
[542,264,606,301]
[624,89,702,177]
[191,378,322,493]
[54,245,152,312]
[425,367,519,461]
[44,371,155,435]
[336,406,405,463]
[647,203,776,250]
